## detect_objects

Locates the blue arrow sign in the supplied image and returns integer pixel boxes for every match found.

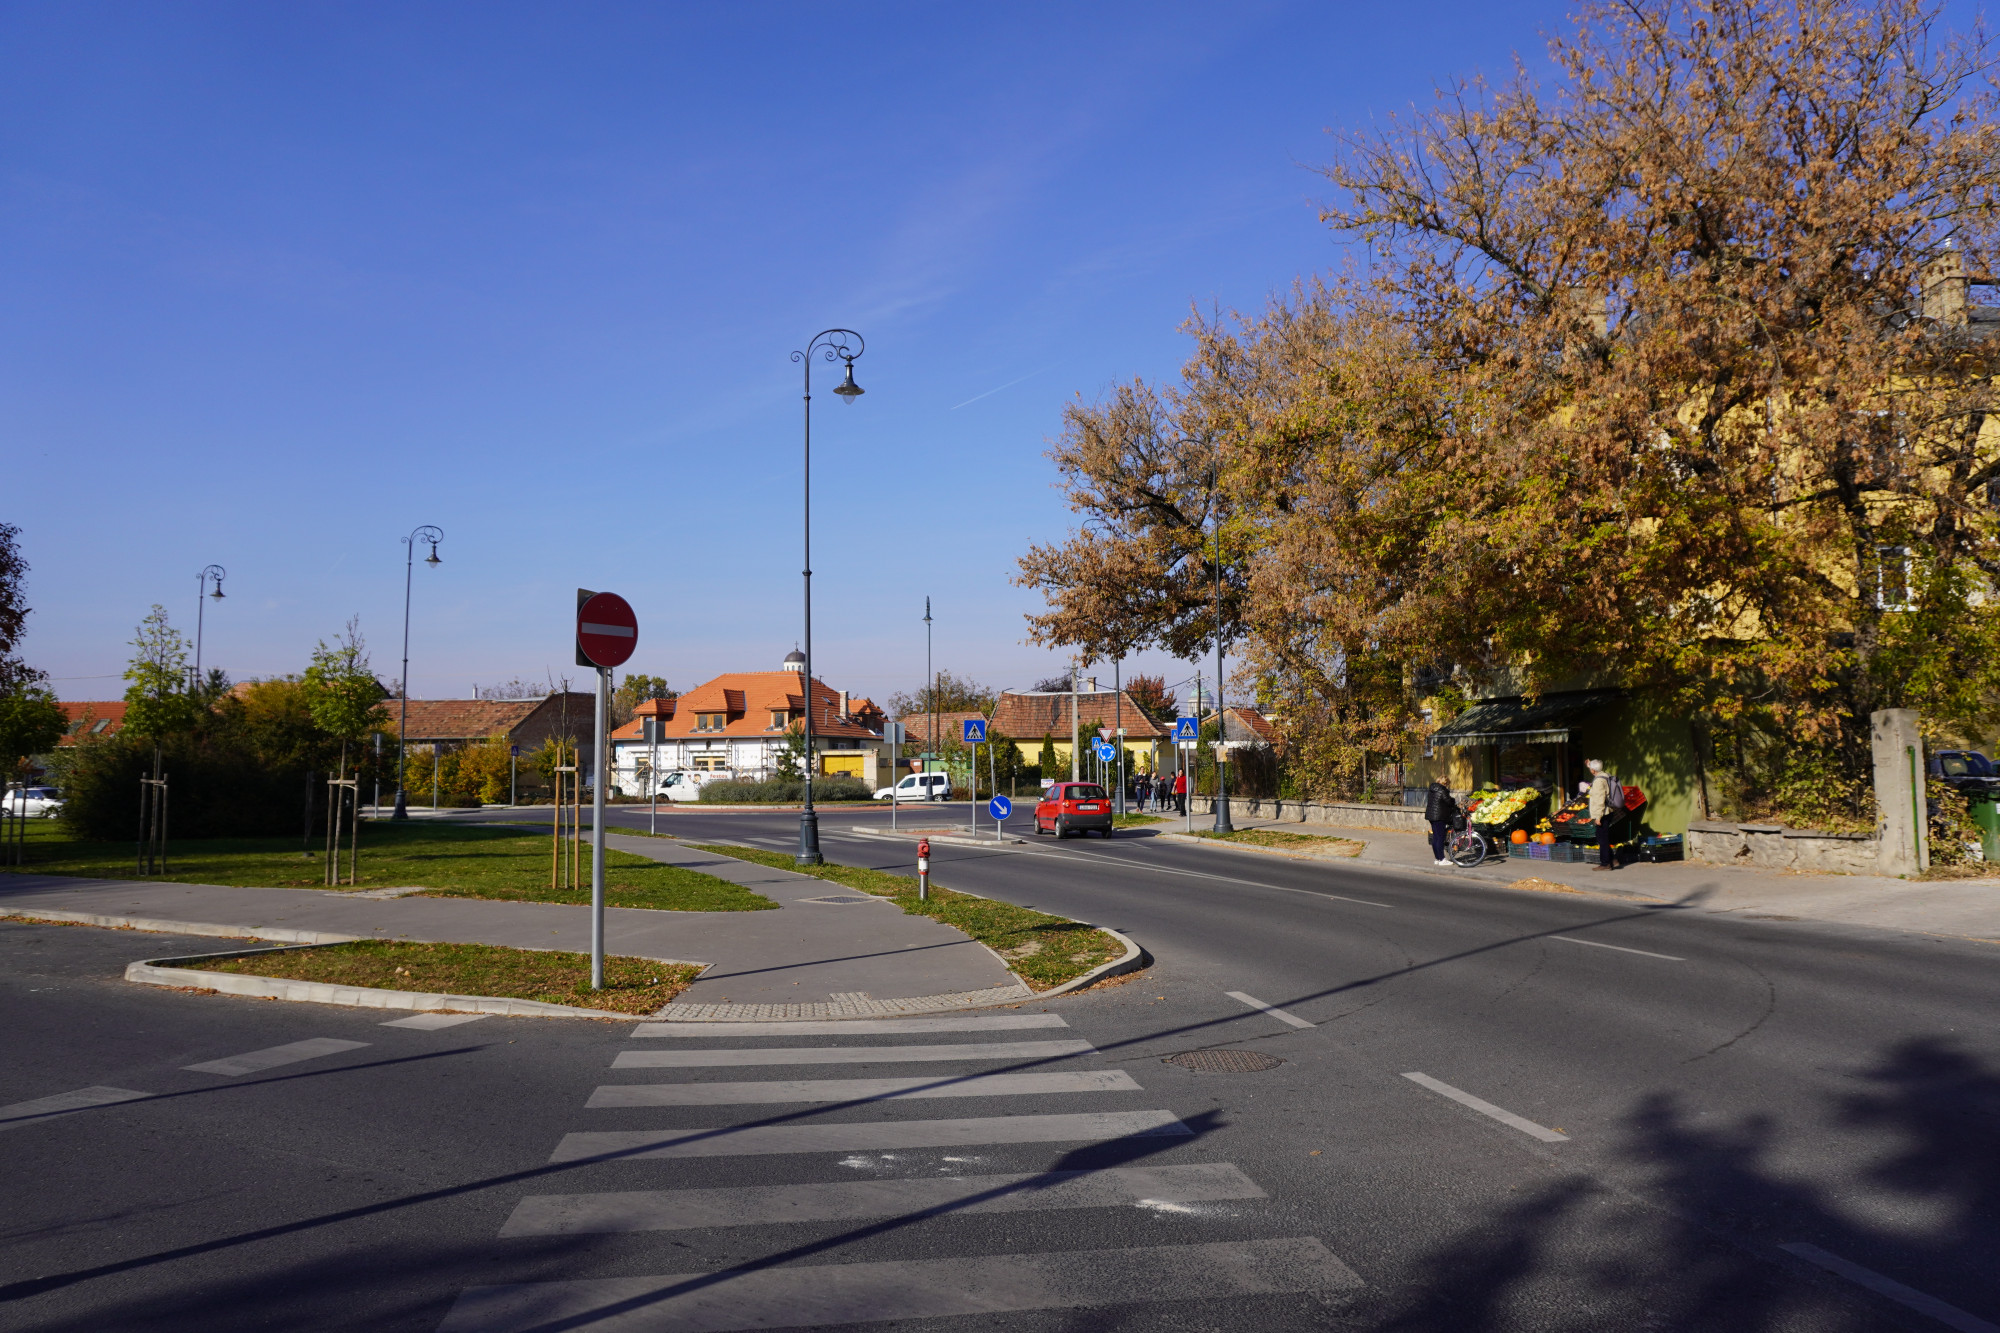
[989,795,1012,820]
[1093,740,1116,761]
[962,719,987,743]
[1172,717,1198,741]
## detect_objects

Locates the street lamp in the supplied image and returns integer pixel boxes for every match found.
[392,525,443,821]
[789,328,865,866]
[193,565,226,691]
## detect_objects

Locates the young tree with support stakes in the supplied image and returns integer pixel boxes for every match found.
[303,617,388,884]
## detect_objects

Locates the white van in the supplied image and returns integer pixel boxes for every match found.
[874,773,951,802]
[656,769,726,802]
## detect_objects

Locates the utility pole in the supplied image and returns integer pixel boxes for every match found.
[1069,656,1080,782]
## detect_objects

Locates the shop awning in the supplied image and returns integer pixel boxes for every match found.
[1430,690,1620,747]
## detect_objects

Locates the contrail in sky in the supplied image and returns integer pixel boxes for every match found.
[950,367,1049,410]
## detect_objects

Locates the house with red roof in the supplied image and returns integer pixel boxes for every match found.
[609,650,889,791]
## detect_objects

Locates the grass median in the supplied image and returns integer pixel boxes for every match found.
[1189,827,1363,855]
[2,820,773,911]
[688,843,1127,991]
[173,939,700,1015]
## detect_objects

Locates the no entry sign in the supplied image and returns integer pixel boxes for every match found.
[575,590,638,669]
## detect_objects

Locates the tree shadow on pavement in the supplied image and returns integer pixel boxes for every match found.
[1359,1037,2000,1332]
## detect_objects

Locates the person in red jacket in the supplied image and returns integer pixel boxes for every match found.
[1173,768,1189,815]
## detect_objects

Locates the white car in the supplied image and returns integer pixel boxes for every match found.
[655,769,725,802]
[3,786,62,818]
[874,773,952,802]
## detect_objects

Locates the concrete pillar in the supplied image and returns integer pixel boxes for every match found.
[1871,709,1929,876]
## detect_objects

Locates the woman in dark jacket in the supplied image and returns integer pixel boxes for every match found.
[1424,780,1458,866]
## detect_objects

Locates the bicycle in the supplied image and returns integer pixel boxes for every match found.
[1446,823,1499,867]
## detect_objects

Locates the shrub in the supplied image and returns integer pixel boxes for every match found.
[61,734,319,840]
[698,777,872,804]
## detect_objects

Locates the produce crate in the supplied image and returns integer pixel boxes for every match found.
[1526,841,1552,860]
[1637,834,1684,863]
[1550,841,1590,864]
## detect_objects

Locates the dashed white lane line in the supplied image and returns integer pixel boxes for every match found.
[1401,1072,1569,1143]
[630,1014,1070,1038]
[1780,1243,1999,1333]
[499,1163,1268,1236]
[1548,935,1685,962]
[549,1109,1194,1162]
[1225,991,1316,1029]
[437,1237,1361,1331]
[614,1040,1095,1068]
[182,1038,370,1077]
[0,1086,152,1131]
[586,1070,1142,1107]
[381,1013,492,1029]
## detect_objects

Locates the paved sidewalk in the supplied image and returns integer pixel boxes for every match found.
[0,834,1025,1011]
[1167,819,2000,941]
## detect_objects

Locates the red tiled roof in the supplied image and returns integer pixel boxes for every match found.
[1208,706,1283,753]
[386,694,595,742]
[624,671,880,742]
[55,701,127,745]
[989,691,1170,740]
[893,711,987,748]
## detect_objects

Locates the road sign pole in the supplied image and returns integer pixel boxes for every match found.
[590,665,608,990]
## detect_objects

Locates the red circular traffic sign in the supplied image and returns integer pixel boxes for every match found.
[576,592,638,669]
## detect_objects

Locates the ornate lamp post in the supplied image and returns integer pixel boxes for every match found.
[192,565,226,689]
[789,329,865,865]
[392,525,443,820]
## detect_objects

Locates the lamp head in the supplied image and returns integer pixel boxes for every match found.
[426,542,441,566]
[210,583,225,600]
[833,359,864,404]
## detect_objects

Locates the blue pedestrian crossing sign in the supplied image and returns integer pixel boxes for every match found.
[1093,739,1116,762]
[962,719,987,743]
[989,795,1011,820]
[1172,717,1198,741]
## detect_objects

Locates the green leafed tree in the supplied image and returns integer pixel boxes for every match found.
[302,617,388,775]
[0,684,66,781]
[122,606,198,740]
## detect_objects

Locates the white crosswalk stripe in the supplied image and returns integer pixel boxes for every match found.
[181,1037,369,1077]
[447,1011,1362,1327]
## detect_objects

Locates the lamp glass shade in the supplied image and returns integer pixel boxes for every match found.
[210,585,225,600]
[426,545,442,565]
[833,362,864,403]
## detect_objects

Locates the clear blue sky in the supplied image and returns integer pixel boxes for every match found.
[3,0,1568,710]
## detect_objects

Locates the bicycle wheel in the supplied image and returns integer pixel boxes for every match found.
[1448,829,1486,867]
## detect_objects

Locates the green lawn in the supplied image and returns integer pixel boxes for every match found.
[1,820,774,912]
[1113,812,1169,827]
[688,843,1127,991]
[175,939,701,1015]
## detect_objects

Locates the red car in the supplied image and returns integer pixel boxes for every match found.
[1034,782,1115,837]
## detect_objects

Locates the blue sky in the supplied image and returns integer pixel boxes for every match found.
[3,0,1570,709]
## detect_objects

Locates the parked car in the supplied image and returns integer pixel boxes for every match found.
[1033,781,1114,837]
[874,773,952,802]
[1928,750,2000,799]
[2,786,62,818]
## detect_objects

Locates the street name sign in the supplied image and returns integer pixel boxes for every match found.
[576,590,638,669]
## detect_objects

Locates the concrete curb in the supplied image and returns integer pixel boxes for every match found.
[1032,921,1150,999]
[847,827,1026,847]
[123,945,648,1019]
[2,907,363,944]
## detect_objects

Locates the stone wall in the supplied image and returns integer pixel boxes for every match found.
[1186,795,1428,834]
[1686,821,1881,874]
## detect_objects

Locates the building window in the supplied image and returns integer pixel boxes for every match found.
[693,755,728,771]
[696,712,727,731]
[769,710,791,730]
[1875,545,1913,611]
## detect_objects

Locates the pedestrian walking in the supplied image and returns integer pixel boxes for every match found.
[1585,759,1625,871]
[1423,778,1458,866]
[1137,773,1152,811]
[1173,768,1188,814]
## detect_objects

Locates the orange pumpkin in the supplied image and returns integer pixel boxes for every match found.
[1510,829,1529,844]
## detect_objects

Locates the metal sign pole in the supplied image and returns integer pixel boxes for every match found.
[590,666,608,990]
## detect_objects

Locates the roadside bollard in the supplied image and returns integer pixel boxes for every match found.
[917,837,930,901]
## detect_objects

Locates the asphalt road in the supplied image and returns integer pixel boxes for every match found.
[2,803,1996,1331]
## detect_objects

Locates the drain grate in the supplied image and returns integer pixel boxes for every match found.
[1164,1048,1285,1073]
[801,894,877,905]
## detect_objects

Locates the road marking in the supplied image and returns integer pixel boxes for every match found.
[1548,935,1685,962]
[1401,1072,1568,1142]
[587,1070,1141,1107]
[630,1015,1069,1037]
[1025,843,1393,907]
[181,1038,370,1077]
[0,1086,152,1131]
[614,1039,1095,1068]
[499,1163,1267,1236]
[1780,1243,1999,1333]
[381,1013,492,1029]
[439,1237,1360,1331]
[549,1109,1193,1162]
[1225,991,1316,1029]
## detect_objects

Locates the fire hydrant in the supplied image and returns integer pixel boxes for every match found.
[917,837,931,901]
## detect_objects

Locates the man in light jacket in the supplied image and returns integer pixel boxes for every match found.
[1586,759,1621,871]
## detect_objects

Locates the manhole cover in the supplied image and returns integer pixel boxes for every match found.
[802,895,876,905]
[1163,1048,1285,1073]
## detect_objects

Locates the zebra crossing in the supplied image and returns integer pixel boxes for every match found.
[438,1011,1361,1331]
